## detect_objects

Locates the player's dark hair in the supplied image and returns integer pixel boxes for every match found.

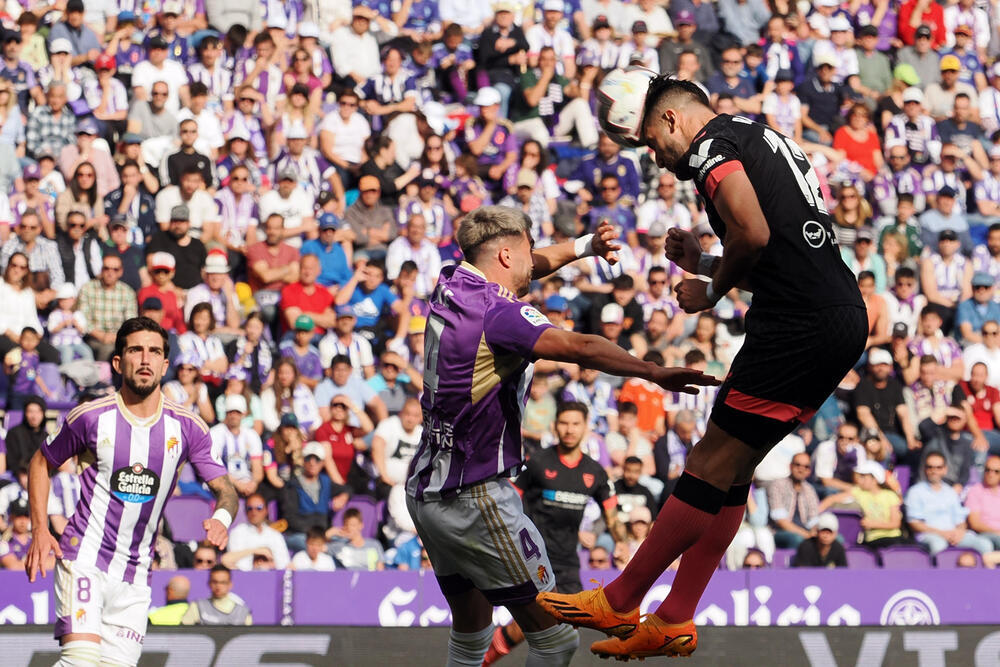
[989,223,1000,234]
[643,75,711,131]
[618,401,638,416]
[895,266,916,280]
[556,401,589,419]
[114,317,170,360]
[624,455,643,467]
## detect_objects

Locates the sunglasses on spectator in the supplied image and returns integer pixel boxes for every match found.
[230,175,249,182]
[195,557,215,565]
[649,279,666,285]
[294,56,310,62]
[925,464,945,469]
[151,91,168,97]
[340,100,358,107]
[68,222,86,229]
[722,59,742,65]
[382,363,399,370]
[589,556,609,565]
[984,329,1000,336]
[361,188,379,194]
[247,504,266,510]
[19,224,38,230]
[331,402,349,409]
[986,467,1000,474]
[239,97,255,103]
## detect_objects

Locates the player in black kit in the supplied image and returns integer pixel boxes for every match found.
[538,76,868,659]
[483,402,623,664]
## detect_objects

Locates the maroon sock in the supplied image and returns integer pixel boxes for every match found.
[603,473,726,613]
[655,484,751,624]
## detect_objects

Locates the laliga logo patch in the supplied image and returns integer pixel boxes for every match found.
[802,220,826,249]
[110,463,160,504]
[520,305,550,327]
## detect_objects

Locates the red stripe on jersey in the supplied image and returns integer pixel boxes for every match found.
[704,160,744,200]
[603,496,618,513]
[724,389,806,422]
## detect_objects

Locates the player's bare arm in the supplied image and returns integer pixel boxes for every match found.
[203,475,238,551]
[674,171,769,313]
[530,219,621,279]
[25,449,62,582]
[532,327,720,394]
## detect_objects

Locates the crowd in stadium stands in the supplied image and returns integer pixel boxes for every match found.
[3,0,1000,581]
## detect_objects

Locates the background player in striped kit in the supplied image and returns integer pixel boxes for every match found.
[25,317,238,667]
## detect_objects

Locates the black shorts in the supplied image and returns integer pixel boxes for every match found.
[554,566,583,595]
[711,304,867,450]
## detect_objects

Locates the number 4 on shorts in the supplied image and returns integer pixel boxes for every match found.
[519,528,541,561]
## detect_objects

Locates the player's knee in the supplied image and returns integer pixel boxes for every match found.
[524,622,579,667]
[446,624,495,667]
[55,640,102,666]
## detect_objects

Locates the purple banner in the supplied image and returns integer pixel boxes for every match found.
[1,569,998,626]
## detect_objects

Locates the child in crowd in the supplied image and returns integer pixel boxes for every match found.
[46,283,93,364]
[291,526,337,571]
[5,326,54,408]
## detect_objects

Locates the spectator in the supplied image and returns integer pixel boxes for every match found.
[0,252,56,363]
[966,455,1000,549]
[145,204,209,290]
[192,544,218,570]
[344,175,397,255]
[163,350,215,423]
[792,512,848,568]
[78,254,138,360]
[385,214,441,300]
[330,507,386,571]
[464,86,518,194]
[282,441,350,553]
[148,576,192,626]
[855,348,921,460]
[909,306,966,382]
[925,56,978,122]
[155,165,219,241]
[906,451,994,555]
[652,409,697,499]
[278,316,324,389]
[184,254,242,338]
[46,283,92,364]
[318,306,375,379]
[261,357,321,435]
[813,422,868,495]
[314,393,375,491]
[319,90,370,187]
[767,452,821,548]
[180,565,253,625]
[137,254,186,334]
[177,301,229,384]
[25,83,76,161]
[210,395,264,497]
[0,499,38,570]
[370,396,422,489]
[823,460,909,549]
[956,273,1000,345]
[290,526,337,571]
[259,168,318,249]
[301,213,353,290]
[4,396,46,478]
[224,492,290,571]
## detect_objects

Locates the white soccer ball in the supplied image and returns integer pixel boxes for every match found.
[597,66,658,148]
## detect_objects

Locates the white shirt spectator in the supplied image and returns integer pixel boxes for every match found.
[812,437,867,481]
[177,107,226,153]
[373,415,423,485]
[636,199,691,235]
[330,25,380,81]
[525,25,576,74]
[621,4,673,46]
[318,331,374,373]
[964,342,1000,385]
[753,433,806,485]
[131,58,189,115]
[209,422,263,482]
[291,549,337,571]
[385,236,441,299]
[320,109,371,165]
[259,187,315,248]
[154,187,220,239]
[228,520,291,570]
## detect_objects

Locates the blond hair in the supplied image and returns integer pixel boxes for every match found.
[457,205,532,262]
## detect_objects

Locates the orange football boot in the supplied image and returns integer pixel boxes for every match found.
[590,615,697,661]
[536,587,640,638]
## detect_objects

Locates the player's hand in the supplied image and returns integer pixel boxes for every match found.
[591,219,621,265]
[25,530,62,583]
[203,518,230,551]
[665,227,703,275]
[674,278,716,314]
[649,365,721,395]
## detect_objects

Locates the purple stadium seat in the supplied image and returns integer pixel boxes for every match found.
[845,547,880,569]
[4,409,22,431]
[331,496,380,538]
[879,546,933,569]
[163,496,213,542]
[894,467,911,495]
[772,548,795,568]
[935,548,983,568]
[833,510,863,545]
[579,550,588,569]
[268,500,279,522]
[37,363,77,410]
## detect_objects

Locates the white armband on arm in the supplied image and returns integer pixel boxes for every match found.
[705,281,723,305]
[698,252,717,277]
[574,233,595,258]
[212,508,233,530]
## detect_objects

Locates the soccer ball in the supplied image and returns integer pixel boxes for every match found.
[597,66,658,148]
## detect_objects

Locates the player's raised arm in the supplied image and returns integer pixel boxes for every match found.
[531,327,720,395]
[531,219,621,279]
[203,475,239,551]
[674,169,769,313]
[25,450,62,582]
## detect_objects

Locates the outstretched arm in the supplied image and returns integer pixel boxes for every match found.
[25,450,62,582]
[203,475,238,551]
[532,327,720,394]
[531,219,620,279]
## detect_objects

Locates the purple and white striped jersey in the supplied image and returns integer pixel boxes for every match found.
[406,263,555,501]
[41,394,226,584]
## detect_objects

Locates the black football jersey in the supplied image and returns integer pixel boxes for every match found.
[516,447,616,570]
[673,114,864,312]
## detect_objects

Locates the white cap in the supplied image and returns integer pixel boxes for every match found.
[807,13,830,37]
[542,0,564,11]
[828,15,851,32]
[600,302,625,325]
[868,348,893,366]
[56,283,77,300]
[204,253,230,274]
[227,126,251,142]
[224,394,248,414]
[421,100,455,136]
[856,460,886,484]
[902,86,924,104]
[161,0,182,14]
[285,123,308,140]
[813,50,838,68]
[302,442,326,459]
[628,506,652,524]
[816,0,840,6]
[150,251,176,270]
[267,13,288,30]
[49,38,72,54]
[298,21,319,39]
[473,86,502,107]
[816,512,840,533]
